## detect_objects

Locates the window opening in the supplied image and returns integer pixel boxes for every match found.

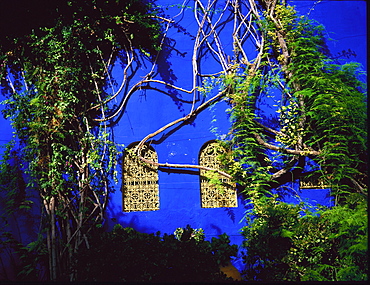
[300,176,331,189]
[199,141,237,208]
[122,143,159,212]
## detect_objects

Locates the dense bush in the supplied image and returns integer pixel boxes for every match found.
[74,224,238,282]
[242,194,368,281]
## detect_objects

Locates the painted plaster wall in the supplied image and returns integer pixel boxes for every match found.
[106,0,367,236]
[104,0,367,271]
[292,0,367,71]
[106,0,247,246]
[107,89,247,242]
[0,0,366,278]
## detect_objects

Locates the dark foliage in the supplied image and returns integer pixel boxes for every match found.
[74,224,238,282]
[242,195,367,281]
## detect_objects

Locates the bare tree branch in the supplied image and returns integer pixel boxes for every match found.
[135,88,231,178]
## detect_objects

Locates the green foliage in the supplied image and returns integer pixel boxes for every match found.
[215,2,368,282]
[74,224,238,282]
[282,16,367,199]
[0,0,367,281]
[174,224,205,242]
[0,0,163,280]
[0,143,30,215]
[242,195,367,281]
[267,5,367,200]
[221,67,276,200]
[0,231,47,281]
[0,0,162,58]
[0,0,161,202]
[219,2,367,203]
[16,234,48,281]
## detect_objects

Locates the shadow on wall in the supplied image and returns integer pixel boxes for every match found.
[210,224,222,236]
[0,150,42,281]
[105,198,161,234]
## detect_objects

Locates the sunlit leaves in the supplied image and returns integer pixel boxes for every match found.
[0,1,162,280]
[242,195,367,281]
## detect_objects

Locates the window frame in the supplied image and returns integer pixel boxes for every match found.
[198,140,238,208]
[122,142,160,212]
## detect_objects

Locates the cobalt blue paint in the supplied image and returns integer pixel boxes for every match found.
[0,0,366,279]
[105,0,367,271]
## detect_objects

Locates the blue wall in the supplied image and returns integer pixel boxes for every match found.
[104,0,367,270]
[106,0,367,231]
[106,0,247,245]
[107,88,247,242]
[0,0,367,279]
[292,0,367,72]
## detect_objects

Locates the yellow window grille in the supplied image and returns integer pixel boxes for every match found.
[122,143,159,212]
[199,141,237,208]
[300,176,331,189]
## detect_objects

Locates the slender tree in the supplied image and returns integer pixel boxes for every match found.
[1,0,162,280]
[0,0,367,281]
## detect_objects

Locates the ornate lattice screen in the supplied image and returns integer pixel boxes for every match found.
[199,141,237,208]
[300,176,330,189]
[122,144,159,212]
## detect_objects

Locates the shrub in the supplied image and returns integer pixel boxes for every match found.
[242,195,368,281]
[74,224,238,282]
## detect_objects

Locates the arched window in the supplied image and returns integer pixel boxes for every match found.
[122,143,159,212]
[199,141,237,208]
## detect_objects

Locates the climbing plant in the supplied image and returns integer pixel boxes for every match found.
[216,0,367,281]
[148,0,366,281]
[218,1,367,204]
[0,0,162,280]
[0,0,367,281]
